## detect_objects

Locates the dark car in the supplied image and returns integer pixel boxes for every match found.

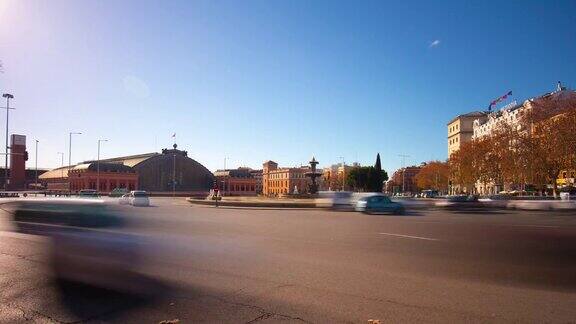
[8,199,144,293]
[435,195,484,209]
[355,195,405,215]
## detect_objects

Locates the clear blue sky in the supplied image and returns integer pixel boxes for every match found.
[1,0,575,173]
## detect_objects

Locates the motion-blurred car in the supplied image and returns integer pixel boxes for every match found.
[109,187,129,197]
[118,193,131,205]
[435,195,482,209]
[78,189,98,197]
[331,191,354,210]
[478,195,510,209]
[355,194,405,214]
[129,191,150,207]
[506,199,576,211]
[8,199,143,293]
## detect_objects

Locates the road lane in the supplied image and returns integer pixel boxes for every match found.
[1,198,576,323]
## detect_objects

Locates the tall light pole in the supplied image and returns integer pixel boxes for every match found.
[172,151,176,198]
[35,140,39,187]
[338,156,345,191]
[57,152,64,179]
[2,93,14,190]
[398,154,410,194]
[97,139,108,193]
[224,157,229,170]
[68,132,82,192]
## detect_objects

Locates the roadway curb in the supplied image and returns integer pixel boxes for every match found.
[186,198,321,209]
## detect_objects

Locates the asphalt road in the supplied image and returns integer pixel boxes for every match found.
[1,198,576,323]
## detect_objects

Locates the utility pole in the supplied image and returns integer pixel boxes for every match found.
[2,93,14,190]
[398,154,410,194]
[97,139,108,193]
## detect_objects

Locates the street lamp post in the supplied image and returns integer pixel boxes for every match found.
[2,93,14,190]
[172,152,176,198]
[68,132,82,192]
[35,140,39,187]
[57,152,64,179]
[398,154,410,194]
[97,139,108,193]
[338,156,345,191]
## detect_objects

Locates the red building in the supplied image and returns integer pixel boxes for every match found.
[214,168,257,196]
[41,162,138,192]
[8,134,27,190]
[390,165,423,194]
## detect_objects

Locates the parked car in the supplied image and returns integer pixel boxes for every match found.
[355,194,405,214]
[109,187,129,197]
[129,191,150,207]
[78,189,98,197]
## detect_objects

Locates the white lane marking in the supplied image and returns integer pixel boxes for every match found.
[378,232,440,241]
[509,224,561,229]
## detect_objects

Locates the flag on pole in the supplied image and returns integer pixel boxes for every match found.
[488,90,513,110]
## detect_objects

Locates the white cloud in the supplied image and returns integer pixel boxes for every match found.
[429,39,441,48]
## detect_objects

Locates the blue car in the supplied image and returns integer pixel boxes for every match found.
[355,195,405,215]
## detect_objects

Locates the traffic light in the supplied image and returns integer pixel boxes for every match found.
[23,151,29,161]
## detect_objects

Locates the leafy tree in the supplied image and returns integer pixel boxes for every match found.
[415,161,449,193]
[449,94,576,196]
[346,165,388,192]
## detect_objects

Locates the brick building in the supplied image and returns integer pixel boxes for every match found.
[390,165,423,194]
[250,169,263,194]
[262,160,310,196]
[40,145,214,193]
[214,168,257,196]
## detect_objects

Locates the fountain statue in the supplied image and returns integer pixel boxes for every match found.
[305,156,322,194]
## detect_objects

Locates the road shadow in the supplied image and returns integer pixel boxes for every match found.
[198,206,319,211]
[54,274,171,321]
[444,208,511,215]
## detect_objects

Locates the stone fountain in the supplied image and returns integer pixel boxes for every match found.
[305,157,322,194]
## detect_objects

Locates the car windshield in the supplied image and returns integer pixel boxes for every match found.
[2,1,575,322]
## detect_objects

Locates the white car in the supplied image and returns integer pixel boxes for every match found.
[129,190,150,207]
[507,200,576,211]
[118,193,130,205]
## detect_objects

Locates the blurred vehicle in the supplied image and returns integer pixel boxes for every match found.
[435,195,482,209]
[331,191,354,210]
[507,200,576,211]
[420,190,439,198]
[8,199,144,293]
[355,194,405,214]
[129,191,150,207]
[118,193,131,205]
[78,189,98,197]
[109,187,129,197]
[478,195,509,209]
